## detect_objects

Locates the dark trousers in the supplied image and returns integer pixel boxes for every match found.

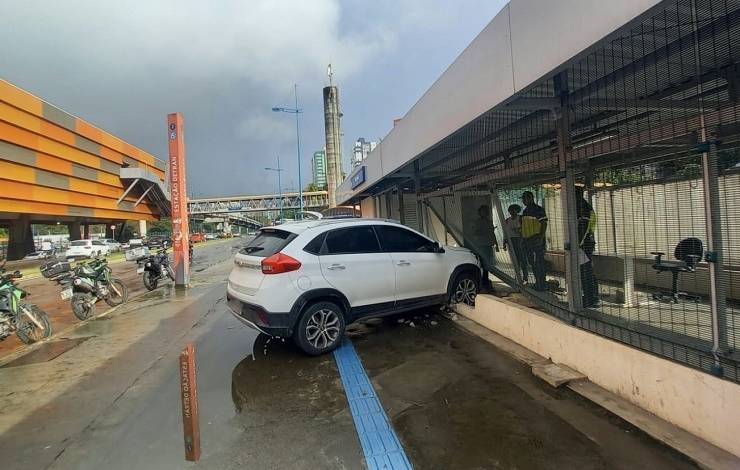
[510,237,528,280]
[580,236,600,306]
[480,246,494,286]
[523,236,546,289]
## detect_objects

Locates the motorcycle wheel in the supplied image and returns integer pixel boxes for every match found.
[71,293,96,320]
[16,304,52,344]
[143,271,158,291]
[104,279,128,306]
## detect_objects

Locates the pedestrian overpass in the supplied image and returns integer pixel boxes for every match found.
[188,191,329,214]
[189,212,263,230]
[187,190,329,230]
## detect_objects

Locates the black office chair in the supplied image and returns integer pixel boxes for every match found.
[651,237,703,303]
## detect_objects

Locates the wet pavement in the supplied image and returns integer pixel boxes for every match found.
[0,238,700,469]
[0,239,238,361]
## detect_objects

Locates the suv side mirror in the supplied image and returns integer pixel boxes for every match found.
[433,242,445,254]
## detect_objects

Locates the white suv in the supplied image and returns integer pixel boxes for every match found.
[226,218,480,355]
[65,239,111,259]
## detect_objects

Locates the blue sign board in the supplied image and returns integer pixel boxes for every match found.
[351,166,366,189]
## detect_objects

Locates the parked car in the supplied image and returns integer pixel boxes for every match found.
[65,240,111,259]
[102,239,121,252]
[145,235,170,248]
[127,238,144,247]
[205,233,217,240]
[226,219,481,355]
[190,233,206,243]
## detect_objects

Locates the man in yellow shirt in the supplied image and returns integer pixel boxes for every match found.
[521,191,548,291]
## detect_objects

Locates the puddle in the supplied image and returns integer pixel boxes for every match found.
[2,336,93,368]
[230,334,346,422]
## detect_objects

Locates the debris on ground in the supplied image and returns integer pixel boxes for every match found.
[408,322,416,328]
[430,320,438,326]
[440,310,458,321]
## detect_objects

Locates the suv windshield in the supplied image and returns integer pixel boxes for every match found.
[70,241,88,247]
[239,229,296,257]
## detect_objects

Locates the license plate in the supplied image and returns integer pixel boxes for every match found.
[60,288,73,300]
[137,267,145,274]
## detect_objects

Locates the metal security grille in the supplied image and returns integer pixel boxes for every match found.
[401,193,419,232]
[379,0,740,383]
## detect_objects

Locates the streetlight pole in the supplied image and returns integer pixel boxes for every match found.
[265,155,284,223]
[272,84,304,218]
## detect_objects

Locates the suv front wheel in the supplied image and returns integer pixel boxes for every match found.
[450,271,479,306]
[294,301,346,355]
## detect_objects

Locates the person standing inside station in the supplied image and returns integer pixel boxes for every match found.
[502,204,528,283]
[470,204,499,288]
[521,191,548,291]
[576,186,600,307]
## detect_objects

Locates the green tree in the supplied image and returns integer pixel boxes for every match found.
[147,218,172,235]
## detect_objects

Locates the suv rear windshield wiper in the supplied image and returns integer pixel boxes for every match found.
[240,246,264,254]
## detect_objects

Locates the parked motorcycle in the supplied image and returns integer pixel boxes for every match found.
[61,258,128,320]
[0,265,52,344]
[138,248,175,291]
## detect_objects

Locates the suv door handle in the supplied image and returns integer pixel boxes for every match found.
[327,264,346,270]
[396,260,411,266]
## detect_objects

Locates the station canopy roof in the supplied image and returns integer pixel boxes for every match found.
[342,0,740,200]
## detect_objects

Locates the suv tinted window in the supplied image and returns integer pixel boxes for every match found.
[376,225,435,253]
[303,232,326,255]
[324,226,380,254]
[239,229,296,257]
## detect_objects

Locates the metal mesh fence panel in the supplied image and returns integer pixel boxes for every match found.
[376,0,740,383]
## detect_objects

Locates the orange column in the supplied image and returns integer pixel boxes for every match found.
[167,113,190,285]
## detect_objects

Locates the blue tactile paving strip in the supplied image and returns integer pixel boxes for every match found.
[334,339,413,470]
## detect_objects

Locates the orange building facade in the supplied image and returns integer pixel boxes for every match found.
[0,79,169,259]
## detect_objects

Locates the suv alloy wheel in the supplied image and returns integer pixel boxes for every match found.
[294,301,346,355]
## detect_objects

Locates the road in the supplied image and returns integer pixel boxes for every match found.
[0,239,698,469]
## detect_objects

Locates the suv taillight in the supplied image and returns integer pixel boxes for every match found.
[261,252,301,274]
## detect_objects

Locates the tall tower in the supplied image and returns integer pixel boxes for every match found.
[323,64,343,207]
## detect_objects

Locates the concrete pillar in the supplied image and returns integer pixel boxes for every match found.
[68,221,82,241]
[7,215,34,261]
[83,224,91,239]
[139,220,147,237]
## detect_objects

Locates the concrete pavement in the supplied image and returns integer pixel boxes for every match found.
[0,238,700,469]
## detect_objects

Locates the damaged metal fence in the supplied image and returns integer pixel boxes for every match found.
[375,0,740,383]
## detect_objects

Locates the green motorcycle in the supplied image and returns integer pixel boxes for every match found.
[0,265,52,344]
[63,257,128,321]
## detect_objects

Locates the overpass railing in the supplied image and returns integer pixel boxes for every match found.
[188,191,328,214]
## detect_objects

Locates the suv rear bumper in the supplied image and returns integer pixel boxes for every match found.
[226,293,292,338]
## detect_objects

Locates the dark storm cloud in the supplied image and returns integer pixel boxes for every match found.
[1,0,505,196]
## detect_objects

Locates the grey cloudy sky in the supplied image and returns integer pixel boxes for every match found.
[1,0,506,197]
